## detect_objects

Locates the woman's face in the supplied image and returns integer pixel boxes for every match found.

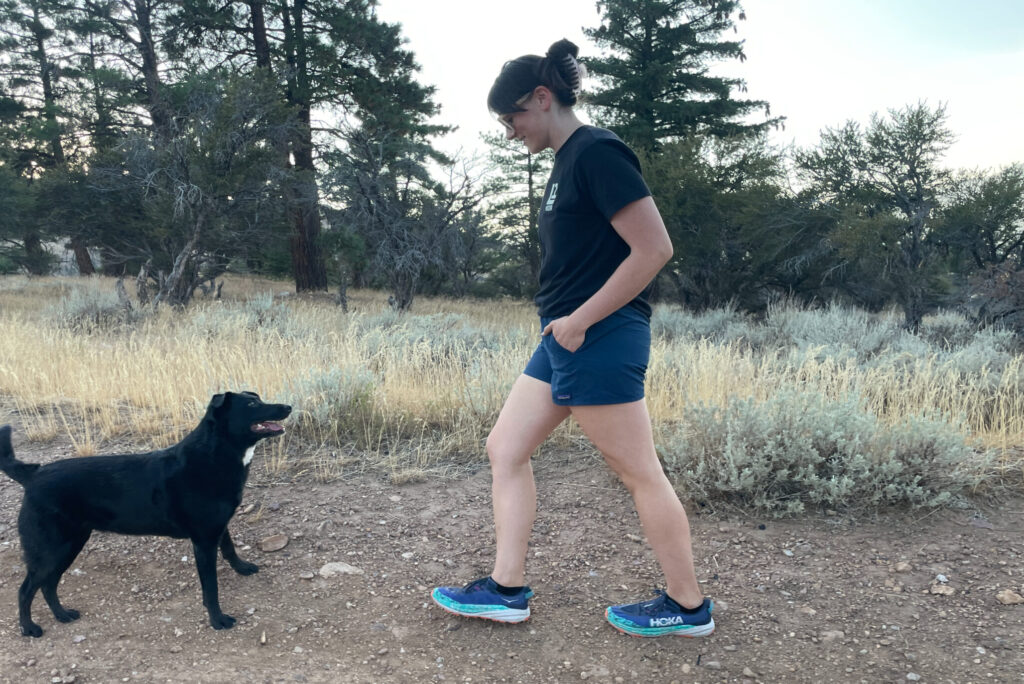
[498,90,549,154]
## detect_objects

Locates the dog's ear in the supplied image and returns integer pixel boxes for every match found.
[202,393,232,427]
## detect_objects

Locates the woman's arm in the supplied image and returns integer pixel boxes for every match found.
[542,195,673,351]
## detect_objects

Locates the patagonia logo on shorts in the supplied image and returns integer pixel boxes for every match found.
[557,393,572,401]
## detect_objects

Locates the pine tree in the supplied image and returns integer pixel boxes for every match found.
[174,0,446,293]
[796,103,956,329]
[481,132,553,293]
[584,0,780,154]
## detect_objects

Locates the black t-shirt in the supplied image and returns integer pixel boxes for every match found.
[534,126,653,319]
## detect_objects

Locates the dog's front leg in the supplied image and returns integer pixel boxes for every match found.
[192,539,236,630]
[220,529,259,575]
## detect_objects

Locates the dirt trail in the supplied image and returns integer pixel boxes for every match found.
[0,427,1022,683]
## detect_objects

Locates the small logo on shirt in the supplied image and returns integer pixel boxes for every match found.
[544,183,559,212]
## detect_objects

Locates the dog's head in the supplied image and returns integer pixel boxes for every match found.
[205,391,292,447]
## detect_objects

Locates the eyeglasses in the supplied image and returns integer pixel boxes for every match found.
[496,92,533,133]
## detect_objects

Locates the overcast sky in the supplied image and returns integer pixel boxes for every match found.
[375,0,1024,172]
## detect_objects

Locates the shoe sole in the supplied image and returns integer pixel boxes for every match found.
[431,589,531,624]
[605,608,715,638]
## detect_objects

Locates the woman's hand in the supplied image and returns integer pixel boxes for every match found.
[542,315,587,353]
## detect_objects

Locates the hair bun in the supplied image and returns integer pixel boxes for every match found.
[545,38,579,61]
[544,39,585,101]
[488,39,585,113]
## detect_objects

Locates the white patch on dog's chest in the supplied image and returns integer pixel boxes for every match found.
[243,446,255,466]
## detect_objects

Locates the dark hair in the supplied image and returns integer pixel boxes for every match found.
[487,39,586,115]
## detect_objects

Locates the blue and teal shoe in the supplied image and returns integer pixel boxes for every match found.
[606,591,715,637]
[431,577,533,623]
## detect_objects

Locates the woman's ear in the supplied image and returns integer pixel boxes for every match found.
[534,86,553,110]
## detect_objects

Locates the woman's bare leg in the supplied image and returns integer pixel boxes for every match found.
[487,374,571,586]
[571,399,703,608]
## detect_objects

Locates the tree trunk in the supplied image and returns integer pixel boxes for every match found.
[22,232,50,275]
[282,0,327,292]
[154,214,204,308]
[31,5,65,166]
[249,0,272,69]
[391,270,415,311]
[288,107,327,292]
[69,237,96,275]
[133,0,172,136]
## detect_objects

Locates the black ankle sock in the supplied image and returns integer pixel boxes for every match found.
[490,577,525,596]
[666,594,705,614]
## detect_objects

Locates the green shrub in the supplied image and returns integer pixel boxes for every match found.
[659,388,998,516]
[45,282,145,332]
[284,367,376,436]
[353,312,504,368]
[651,304,762,347]
[763,302,905,361]
[919,310,976,349]
[0,254,19,275]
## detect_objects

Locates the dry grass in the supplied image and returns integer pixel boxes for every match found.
[1,275,1022,486]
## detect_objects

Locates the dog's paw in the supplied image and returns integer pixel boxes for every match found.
[210,613,237,630]
[232,561,259,576]
[54,608,80,623]
[21,622,43,638]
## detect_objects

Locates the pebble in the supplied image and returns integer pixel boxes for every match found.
[996,589,1024,605]
[258,534,289,552]
[319,561,364,577]
[906,674,921,681]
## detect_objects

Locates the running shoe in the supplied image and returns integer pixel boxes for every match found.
[606,590,715,637]
[431,576,533,623]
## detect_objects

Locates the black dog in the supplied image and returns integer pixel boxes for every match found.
[0,391,291,637]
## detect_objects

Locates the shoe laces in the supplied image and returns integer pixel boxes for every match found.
[632,590,678,615]
[461,577,492,592]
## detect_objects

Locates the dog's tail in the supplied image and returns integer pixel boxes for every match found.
[0,425,39,486]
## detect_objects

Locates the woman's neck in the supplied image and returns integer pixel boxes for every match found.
[549,111,585,153]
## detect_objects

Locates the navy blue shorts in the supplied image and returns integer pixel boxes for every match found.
[523,306,651,406]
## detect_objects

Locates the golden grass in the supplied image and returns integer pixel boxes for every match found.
[1,275,1022,477]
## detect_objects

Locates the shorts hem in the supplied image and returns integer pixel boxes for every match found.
[552,392,645,407]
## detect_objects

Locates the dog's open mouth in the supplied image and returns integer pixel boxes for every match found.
[251,422,285,434]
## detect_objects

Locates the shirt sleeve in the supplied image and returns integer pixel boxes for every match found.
[576,140,652,222]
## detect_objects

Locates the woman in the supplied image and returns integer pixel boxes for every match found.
[431,39,714,638]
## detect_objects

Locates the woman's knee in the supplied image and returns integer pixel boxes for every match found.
[602,450,666,491]
[486,430,529,471]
